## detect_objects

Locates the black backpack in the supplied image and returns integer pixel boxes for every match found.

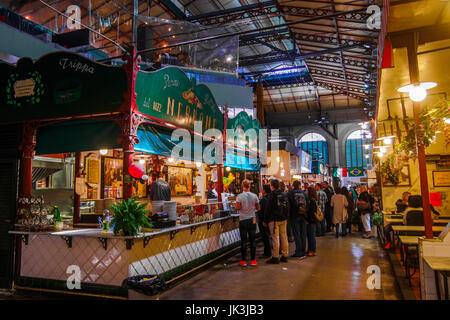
[274,192,289,220]
[293,192,307,217]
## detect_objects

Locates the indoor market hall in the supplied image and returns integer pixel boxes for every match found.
[0,0,449,307]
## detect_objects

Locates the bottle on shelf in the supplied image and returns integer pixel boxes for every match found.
[52,206,63,231]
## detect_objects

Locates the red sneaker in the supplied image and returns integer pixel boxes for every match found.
[238,261,247,267]
[250,260,258,266]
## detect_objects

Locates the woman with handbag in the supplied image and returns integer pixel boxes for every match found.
[306,186,320,256]
[357,185,374,239]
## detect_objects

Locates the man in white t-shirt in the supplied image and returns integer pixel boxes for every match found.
[235,179,260,267]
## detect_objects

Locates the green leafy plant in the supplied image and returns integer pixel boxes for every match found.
[110,197,152,236]
[371,211,383,227]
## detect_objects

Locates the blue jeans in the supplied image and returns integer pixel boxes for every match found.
[307,223,317,253]
[290,217,307,256]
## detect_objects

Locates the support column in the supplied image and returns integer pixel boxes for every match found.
[256,81,265,126]
[19,124,36,198]
[406,32,433,239]
[73,152,82,224]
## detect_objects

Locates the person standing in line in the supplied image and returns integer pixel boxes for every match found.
[357,185,375,239]
[264,179,290,264]
[322,181,335,233]
[257,184,272,258]
[235,179,260,267]
[306,186,319,256]
[288,180,308,259]
[315,183,327,237]
[341,187,354,235]
[330,187,349,238]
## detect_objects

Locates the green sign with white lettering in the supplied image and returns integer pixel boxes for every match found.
[135,67,224,132]
[0,51,127,123]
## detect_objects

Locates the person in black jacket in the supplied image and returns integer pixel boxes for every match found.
[306,186,319,256]
[287,180,308,258]
[258,184,272,258]
[264,179,290,264]
[321,181,335,233]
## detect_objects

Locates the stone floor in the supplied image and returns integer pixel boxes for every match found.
[155,232,401,300]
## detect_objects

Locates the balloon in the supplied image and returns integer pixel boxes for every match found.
[128,164,144,179]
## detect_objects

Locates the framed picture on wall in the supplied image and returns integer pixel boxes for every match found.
[101,157,123,199]
[432,171,450,187]
[383,165,411,187]
[167,166,193,196]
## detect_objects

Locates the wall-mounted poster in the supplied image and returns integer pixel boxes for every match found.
[383,165,411,187]
[101,157,123,199]
[86,159,100,184]
[167,166,193,196]
[433,171,450,187]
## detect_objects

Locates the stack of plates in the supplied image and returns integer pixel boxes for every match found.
[151,201,164,213]
[163,201,177,221]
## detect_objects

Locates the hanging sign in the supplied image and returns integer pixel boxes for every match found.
[0,52,127,123]
[135,67,224,132]
[75,177,86,196]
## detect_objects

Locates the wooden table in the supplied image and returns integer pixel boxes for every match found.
[423,256,450,300]
[391,226,445,249]
[387,219,449,226]
[399,236,420,282]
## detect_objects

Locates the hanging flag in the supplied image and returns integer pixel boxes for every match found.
[381,38,393,68]
[342,168,348,177]
[348,167,364,177]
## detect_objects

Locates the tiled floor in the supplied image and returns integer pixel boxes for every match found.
[155,232,402,300]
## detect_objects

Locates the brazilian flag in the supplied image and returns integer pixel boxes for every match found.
[348,167,364,177]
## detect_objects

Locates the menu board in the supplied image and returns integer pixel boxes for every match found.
[433,171,450,187]
[87,159,99,184]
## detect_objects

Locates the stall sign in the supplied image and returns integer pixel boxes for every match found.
[0,52,127,123]
[135,67,224,132]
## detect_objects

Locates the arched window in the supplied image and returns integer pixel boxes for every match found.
[346,130,372,169]
[299,133,328,164]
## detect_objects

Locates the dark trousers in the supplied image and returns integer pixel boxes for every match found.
[307,223,317,253]
[291,217,307,256]
[257,215,272,257]
[239,219,256,261]
[325,205,333,232]
[316,219,325,236]
[335,223,346,236]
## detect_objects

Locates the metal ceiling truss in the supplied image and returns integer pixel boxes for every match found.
[186,1,370,26]
[315,81,367,101]
[280,5,370,24]
[305,55,377,69]
[185,0,278,25]
[293,32,371,47]
[309,67,375,84]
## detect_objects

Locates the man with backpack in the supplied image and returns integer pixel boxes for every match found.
[264,179,290,264]
[288,180,308,258]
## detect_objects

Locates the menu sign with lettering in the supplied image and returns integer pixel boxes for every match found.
[0,52,127,123]
[433,171,450,187]
[135,67,224,132]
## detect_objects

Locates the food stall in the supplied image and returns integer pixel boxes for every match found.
[0,50,262,298]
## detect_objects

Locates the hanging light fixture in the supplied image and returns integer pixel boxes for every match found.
[139,159,146,165]
[397,82,437,102]
[444,118,450,124]
[195,162,202,168]
[364,144,370,150]
[377,135,396,145]
[99,149,108,155]
[377,152,384,157]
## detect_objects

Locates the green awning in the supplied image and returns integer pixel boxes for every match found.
[35,120,121,155]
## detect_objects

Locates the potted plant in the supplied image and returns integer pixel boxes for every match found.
[109,197,153,236]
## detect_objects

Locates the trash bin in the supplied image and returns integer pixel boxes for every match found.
[122,275,167,300]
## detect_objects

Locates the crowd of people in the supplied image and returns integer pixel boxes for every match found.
[234,179,378,267]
